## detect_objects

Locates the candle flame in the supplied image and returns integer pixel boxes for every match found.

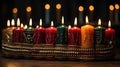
[26,6,32,12]
[24,25,27,29]
[17,18,20,27]
[62,16,64,24]
[109,5,114,11]
[98,19,101,26]
[12,8,18,14]
[78,6,84,12]
[39,19,42,26]
[29,18,32,26]
[56,4,61,10]
[11,19,15,26]
[68,25,71,29]
[74,17,77,26]
[7,20,10,27]
[51,21,54,27]
[45,4,50,10]
[85,16,89,24]
[21,23,24,28]
[89,5,94,11]
[115,4,119,10]
[36,25,39,28]
[108,20,111,27]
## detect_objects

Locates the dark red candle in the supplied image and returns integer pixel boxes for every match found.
[68,17,81,46]
[105,20,115,44]
[12,18,24,43]
[45,21,57,45]
[34,19,45,44]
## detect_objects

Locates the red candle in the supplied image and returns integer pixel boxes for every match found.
[12,18,24,43]
[68,17,81,46]
[105,20,115,44]
[34,19,45,44]
[45,21,57,45]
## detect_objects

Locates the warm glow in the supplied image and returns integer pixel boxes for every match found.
[11,19,15,26]
[78,6,84,12]
[109,5,114,11]
[74,17,77,26]
[85,16,89,24]
[51,21,54,27]
[68,25,71,29]
[24,25,27,29]
[89,5,94,11]
[115,4,119,9]
[12,8,18,14]
[7,20,10,27]
[21,23,24,28]
[56,4,61,9]
[45,4,50,10]
[98,19,101,26]
[26,6,32,12]
[62,16,64,24]
[36,25,39,28]
[17,18,20,27]
[39,19,42,26]
[108,20,111,27]
[29,18,32,26]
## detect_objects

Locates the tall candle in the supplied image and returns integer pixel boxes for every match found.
[24,18,34,44]
[68,17,81,46]
[34,19,45,44]
[81,16,94,48]
[26,6,32,23]
[46,21,57,45]
[56,3,61,23]
[94,19,105,46]
[89,5,94,22]
[109,5,114,23]
[45,4,50,26]
[12,18,24,43]
[56,16,68,46]
[78,6,84,26]
[114,4,119,25]
[12,8,18,22]
[105,20,115,45]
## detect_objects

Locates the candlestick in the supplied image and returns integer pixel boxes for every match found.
[26,6,32,23]
[105,20,115,45]
[94,19,105,47]
[56,16,68,46]
[24,18,34,44]
[45,4,50,26]
[12,18,24,43]
[56,3,61,24]
[78,6,84,26]
[81,16,94,48]
[12,8,18,22]
[114,4,119,25]
[46,21,57,46]
[68,17,81,46]
[89,5,94,22]
[34,19,45,44]
[109,5,114,23]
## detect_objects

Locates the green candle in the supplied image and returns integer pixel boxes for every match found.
[24,18,34,44]
[56,16,68,46]
[95,19,105,46]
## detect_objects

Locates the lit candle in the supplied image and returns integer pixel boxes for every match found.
[12,18,24,43]
[26,6,32,23]
[94,19,105,46]
[45,4,50,26]
[12,8,18,22]
[34,19,45,44]
[78,6,84,26]
[24,18,34,44]
[109,5,114,23]
[81,16,94,48]
[105,20,115,45]
[56,3,61,23]
[114,4,119,25]
[56,16,68,46]
[45,21,57,46]
[68,17,81,46]
[89,5,94,22]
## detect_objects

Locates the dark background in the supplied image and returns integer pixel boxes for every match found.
[0,0,120,49]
